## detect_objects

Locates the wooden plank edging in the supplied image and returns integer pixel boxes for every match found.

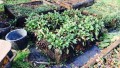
[82,37,120,68]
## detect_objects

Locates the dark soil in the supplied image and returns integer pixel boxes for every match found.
[0,12,8,23]
[0,23,9,28]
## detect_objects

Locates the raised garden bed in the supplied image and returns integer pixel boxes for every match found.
[4,1,66,27]
[54,0,94,9]
[25,10,104,63]
[80,0,120,32]
[23,33,120,67]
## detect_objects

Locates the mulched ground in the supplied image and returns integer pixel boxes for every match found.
[92,45,120,68]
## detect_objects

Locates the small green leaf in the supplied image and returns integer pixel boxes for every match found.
[73,39,77,44]
[48,45,52,49]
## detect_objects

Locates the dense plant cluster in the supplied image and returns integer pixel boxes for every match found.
[7,4,59,16]
[81,0,120,31]
[25,10,104,54]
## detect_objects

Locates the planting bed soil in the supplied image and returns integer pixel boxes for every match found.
[0,12,8,23]
[4,1,65,27]
[0,23,10,28]
[54,0,94,9]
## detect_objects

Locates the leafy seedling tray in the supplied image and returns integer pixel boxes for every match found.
[54,0,94,9]
[4,1,66,27]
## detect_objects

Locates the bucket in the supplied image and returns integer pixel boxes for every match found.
[5,29,28,50]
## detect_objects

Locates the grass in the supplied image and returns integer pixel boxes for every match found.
[99,31,120,49]
[12,50,31,68]
[0,4,4,11]
[117,0,120,5]
[81,0,120,33]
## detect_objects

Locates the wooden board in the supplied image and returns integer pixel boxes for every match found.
[54,0,94,9]
[82,37,120,68]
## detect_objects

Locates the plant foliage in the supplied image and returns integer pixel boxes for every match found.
[6,3,59,17]
[80,0,120,31]
[26,10,104,54]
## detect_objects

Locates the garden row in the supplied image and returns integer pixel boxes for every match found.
[4,0,94,27]
[24,0,120,63]
[25,9,104,63]
[81,0,120,31]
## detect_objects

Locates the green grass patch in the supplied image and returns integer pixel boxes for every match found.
[12,50,31,68]
[99,31,120,49]
[117,0,120,5]
[0,4,4,11]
